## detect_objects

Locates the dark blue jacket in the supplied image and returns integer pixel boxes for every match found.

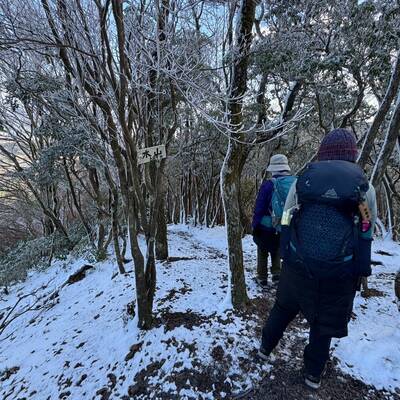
[252,180,274,229]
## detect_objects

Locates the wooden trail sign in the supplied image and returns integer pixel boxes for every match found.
[137,145,166,165]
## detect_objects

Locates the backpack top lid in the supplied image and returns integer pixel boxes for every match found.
[296,160,369,208]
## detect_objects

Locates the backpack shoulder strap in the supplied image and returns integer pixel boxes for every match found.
[265,178,275,213]
[274,176,295,204]
[273,179,284,203]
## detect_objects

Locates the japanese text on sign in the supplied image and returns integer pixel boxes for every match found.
[137,144,167,165]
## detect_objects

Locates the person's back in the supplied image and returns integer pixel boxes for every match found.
[257,129,377,390]
[252,154,295,286]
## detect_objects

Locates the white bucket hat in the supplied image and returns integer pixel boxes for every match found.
[266,154,291,173]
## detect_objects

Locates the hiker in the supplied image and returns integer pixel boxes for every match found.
[252,154,296,286]
[257,129,377,389]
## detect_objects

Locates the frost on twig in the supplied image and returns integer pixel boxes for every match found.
[0,280,59,339]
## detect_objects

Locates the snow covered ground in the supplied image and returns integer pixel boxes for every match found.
[0,225,399,399]
[334,238,400,392]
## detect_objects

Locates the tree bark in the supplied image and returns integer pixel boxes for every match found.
[63,159,93,243]
[104,168,126,274]
[358,52,400,168]
[156,194,169,260]
[221,143,249,306]
[370,93,400,187]
[221,0,257,308]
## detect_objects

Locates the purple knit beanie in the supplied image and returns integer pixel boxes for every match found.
[317,128,358,162]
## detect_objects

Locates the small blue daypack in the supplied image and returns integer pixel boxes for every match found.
[260,175,296,231]
[271,176,297,231]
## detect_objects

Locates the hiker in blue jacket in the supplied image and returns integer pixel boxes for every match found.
[252,154,295,286]
[257,129,377,390]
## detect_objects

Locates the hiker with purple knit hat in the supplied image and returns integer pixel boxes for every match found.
[257,129,377,390]
[317,128,359,162]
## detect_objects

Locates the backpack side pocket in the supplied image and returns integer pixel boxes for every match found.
[355,236,372,277]
[280,224,291,260]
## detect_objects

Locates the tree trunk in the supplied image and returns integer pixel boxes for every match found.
[105,169,126,274]
[221,142,249,306]
[180,176,186,224]
[127,204,152,328]
[63,159,93,244]
[371,93,400,187]
[220,0,257,308]
[156,195,169,260]
[395,271,400,309]
[358,52,400,168]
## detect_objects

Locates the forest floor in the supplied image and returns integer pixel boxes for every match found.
[0,225,399,400]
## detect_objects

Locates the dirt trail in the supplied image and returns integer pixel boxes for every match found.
[147,231,399,399]
[240,295,398,400]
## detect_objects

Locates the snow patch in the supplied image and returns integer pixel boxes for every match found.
[334,239,400,392]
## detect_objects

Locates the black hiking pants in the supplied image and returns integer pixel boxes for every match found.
[261,301,332,377]
[257,246,281,281]
[253,230,281,280]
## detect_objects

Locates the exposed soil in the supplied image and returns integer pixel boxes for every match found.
[241,362,397,400]
[166,256,198,262]
[375,250,394,257]
[157,310,212,332]
[360,288,385,298]
[64,265,94,286]
[160,283,193,304]
[0,366,20,382]
[124,342,143,362]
